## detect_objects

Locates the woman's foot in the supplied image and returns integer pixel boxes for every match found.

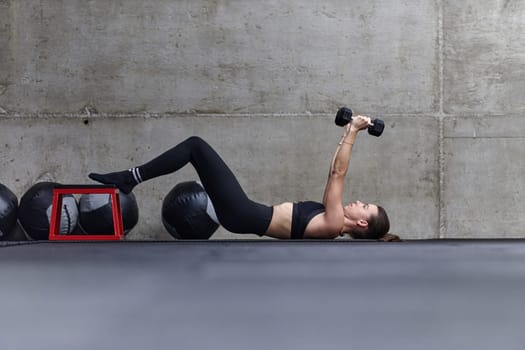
[88,169,138,194]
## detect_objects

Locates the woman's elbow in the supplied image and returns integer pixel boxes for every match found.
[330,169,347,178]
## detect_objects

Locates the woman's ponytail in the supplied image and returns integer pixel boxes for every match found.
[378,233,402,242]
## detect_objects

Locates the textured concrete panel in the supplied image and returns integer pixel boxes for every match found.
[443,1,525,114]
[443,116,525,238]
[444,115,525,138]
[0,0,12,114]
[0,0,438,114]
[0,115,438,240]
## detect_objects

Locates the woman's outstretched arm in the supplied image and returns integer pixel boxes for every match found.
[307,116,371,238]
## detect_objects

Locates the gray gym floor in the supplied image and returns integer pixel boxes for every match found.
[1,240,525,350]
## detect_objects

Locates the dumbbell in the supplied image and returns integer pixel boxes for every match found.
[335,107,385,137]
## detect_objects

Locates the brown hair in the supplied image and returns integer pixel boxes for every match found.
[378,233,402,242]
[350,206,400,241]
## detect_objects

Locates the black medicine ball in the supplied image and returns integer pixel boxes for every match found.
[18,182,79,240]
[0,183,18,240]
[79,192,139,235]
[162,181,219,240]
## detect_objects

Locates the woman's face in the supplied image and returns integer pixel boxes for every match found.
[343,200,378,223]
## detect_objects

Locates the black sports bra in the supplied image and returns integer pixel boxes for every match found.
[291,201,325,239]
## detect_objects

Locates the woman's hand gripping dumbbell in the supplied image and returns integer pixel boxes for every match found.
[335,107,385,137]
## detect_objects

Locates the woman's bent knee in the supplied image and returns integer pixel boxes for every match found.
[185,136,206,146]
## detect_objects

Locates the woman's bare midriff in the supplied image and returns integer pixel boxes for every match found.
[264,202,294,239]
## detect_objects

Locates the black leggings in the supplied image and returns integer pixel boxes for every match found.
[139,136,273,235]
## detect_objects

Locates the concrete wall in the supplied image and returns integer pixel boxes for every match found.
[0,0,523,240]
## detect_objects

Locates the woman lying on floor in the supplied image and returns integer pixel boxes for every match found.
[89,115,399,241]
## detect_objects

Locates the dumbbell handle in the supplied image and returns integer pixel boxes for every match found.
[335,107,384,137]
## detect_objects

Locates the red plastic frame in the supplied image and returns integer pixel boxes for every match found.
[49,185,124,241]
